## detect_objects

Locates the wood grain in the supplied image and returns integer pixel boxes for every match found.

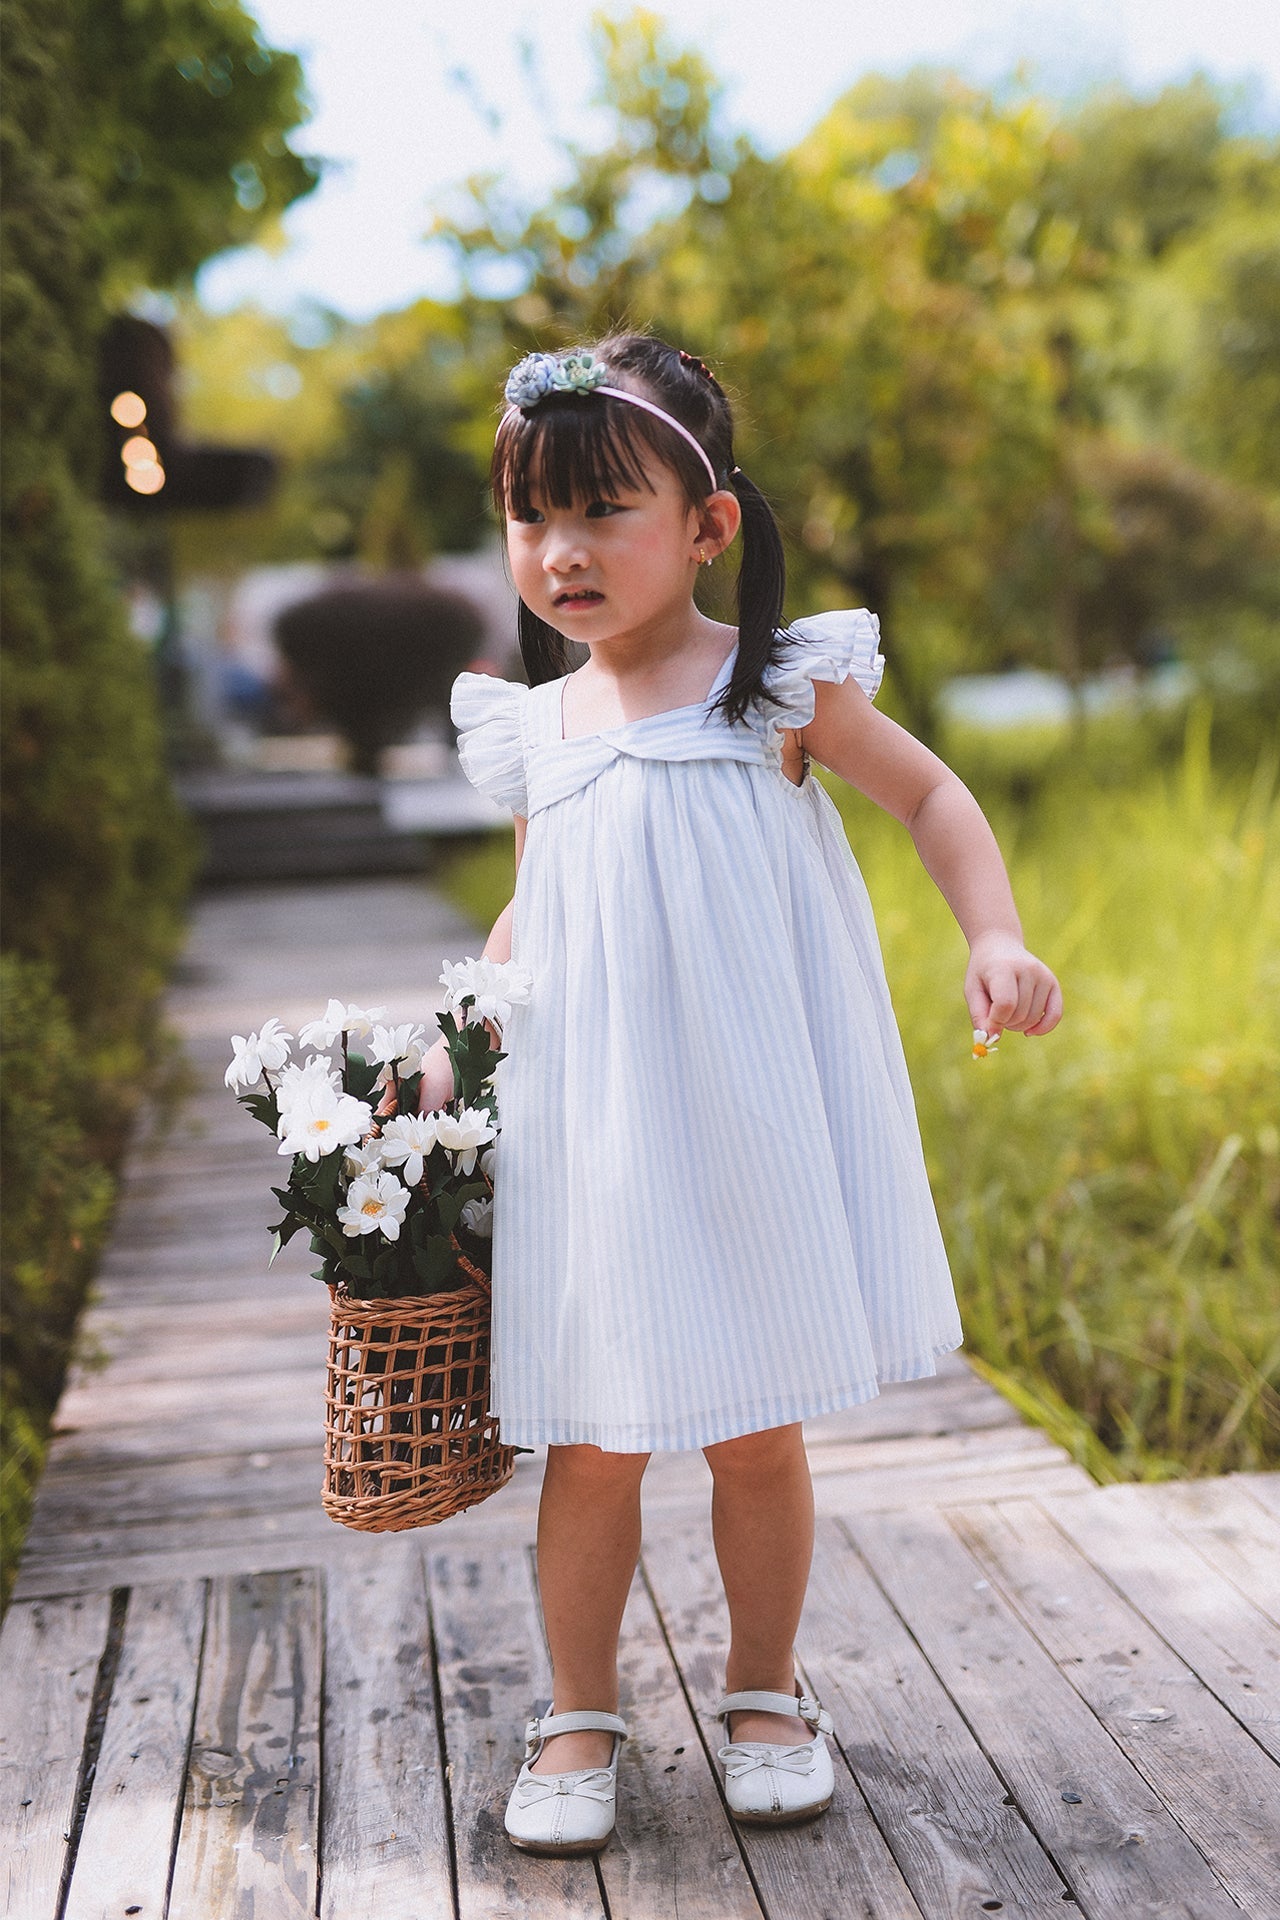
[427,1542,606,1920]
[640,1522,924,1920]
[168,1569,322,1920]
[320,1541,453,1919]
[63,1580,206,1920]
[950,1495,1280,1914]
[842,1505,1243,1919]
[796,1514,1071,1916]
[0,1591,111,1920]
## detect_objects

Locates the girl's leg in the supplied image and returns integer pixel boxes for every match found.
[529,1441,650,1773]
[702,1421,815,1744]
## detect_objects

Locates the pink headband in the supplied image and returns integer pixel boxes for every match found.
[502,351,722,493]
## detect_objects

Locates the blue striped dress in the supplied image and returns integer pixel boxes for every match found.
[450,610,964,1452]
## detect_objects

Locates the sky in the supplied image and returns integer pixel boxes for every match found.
[195,0,1280,322]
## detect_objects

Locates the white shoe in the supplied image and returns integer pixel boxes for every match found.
[504,1705,629,1855]
[712,1680,836,1825]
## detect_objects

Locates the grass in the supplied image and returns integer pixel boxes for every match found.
[437,695,1279,1483]
[840,696,1279,1481]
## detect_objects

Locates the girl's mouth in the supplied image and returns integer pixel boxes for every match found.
[554,590,604,609]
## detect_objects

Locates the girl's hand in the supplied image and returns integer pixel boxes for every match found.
[965,931,1062,1039]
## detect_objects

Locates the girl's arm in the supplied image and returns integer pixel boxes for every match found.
[798,685,1062,1040]
[418,814,528,1111]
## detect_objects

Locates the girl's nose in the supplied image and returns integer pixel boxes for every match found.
[542,526,589,573]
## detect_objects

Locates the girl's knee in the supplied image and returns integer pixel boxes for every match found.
[703,1422,805,1478]
[546,1442,650,1485]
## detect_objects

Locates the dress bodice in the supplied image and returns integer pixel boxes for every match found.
[451,608,885,820]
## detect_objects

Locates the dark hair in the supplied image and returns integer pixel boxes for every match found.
[491,331,798,729]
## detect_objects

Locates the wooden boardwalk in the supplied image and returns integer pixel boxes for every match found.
[3,878,1278,1919]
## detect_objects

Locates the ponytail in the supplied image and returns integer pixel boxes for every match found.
[517,598,574,687]
[713,466,792,731]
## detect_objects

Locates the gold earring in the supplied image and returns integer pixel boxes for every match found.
[699,546,711,566]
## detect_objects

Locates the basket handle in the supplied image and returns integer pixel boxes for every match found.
[449,1235,492,1297]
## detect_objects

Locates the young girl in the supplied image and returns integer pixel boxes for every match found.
[417,332,1062,1855]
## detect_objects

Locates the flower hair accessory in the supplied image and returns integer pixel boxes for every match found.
[505,350,609,406]
[502,349,720,493]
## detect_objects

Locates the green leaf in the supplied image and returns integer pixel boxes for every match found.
[346,1052,380,1101]
[239,1090,281,1130]
[411,1234,459,1289]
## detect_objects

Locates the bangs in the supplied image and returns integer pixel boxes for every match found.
[492,394,707,518]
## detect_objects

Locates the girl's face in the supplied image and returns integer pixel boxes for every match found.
[505,444,707,644]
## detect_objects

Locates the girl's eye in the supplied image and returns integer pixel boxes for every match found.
[585,499,622,518]
[510,507,544,525]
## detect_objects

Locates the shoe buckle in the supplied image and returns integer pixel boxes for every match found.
[796,1693,834,1735]
[523,1715,543,1759]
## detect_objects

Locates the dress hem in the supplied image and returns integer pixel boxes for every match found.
[494,1333,966,1454]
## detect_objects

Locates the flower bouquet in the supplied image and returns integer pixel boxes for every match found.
[226,957,533,1531]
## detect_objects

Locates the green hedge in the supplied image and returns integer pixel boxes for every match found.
[0,0,194,1607]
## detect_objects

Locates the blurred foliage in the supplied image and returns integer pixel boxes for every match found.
[0,0,315,1605]
[171,299,492,572]
[73,0,320,295]
[401,24,1280,756]
[180,17,1278,758]
[440,705,1280,1481]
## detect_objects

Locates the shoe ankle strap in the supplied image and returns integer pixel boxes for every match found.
[524,1707,628,1757]
[713,1688,834,1735]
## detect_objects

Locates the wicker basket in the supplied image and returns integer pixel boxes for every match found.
[322,1248,515,1531]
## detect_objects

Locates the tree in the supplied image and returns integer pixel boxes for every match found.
[435,26,1280,745]
[72,0,319,295]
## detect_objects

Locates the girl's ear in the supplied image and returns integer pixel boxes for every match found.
[695,487,742,562]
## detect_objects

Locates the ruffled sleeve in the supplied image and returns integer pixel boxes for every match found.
[450,672,530,816]
[756,609,886,741]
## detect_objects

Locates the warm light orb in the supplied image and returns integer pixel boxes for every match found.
[110,390,147,428]
[121,435,159,467]
[125,463,166,495]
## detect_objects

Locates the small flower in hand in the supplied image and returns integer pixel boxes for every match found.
[965,932,1063,1054]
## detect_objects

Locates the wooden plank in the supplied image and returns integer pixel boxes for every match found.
[808,1460,1092,1514]
[640,1522,924,1920]
[841,1506,1242,1919]
[0,1591,112,1920]
[66,1328,324,1387]
[77,1294,320,1340]
[1235,1472,1280,1522]
[427,1542,605,1919]
[28,1447,326,1528]
[796,1515,1071,1915]
[62,1581,206,1920]
[950,1496,1280,1913]
[320,1542,453,1919]
[47,1406,321,1465]
[806,1424,1073,1474]
[18,1501,348,1572]
[615,1427,1088,1531]
[1041,1484,1280,1763]
[167,1569,321,1920]
[1140,1479,1280,1626]
[600,1564,763,1920]
[13,1533,365,1606]
[803,1377,1030,1444]
[55,1366,324,1430]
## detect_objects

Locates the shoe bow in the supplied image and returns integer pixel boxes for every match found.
[513,1766,617,1806]
[717,1740,821,1778]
